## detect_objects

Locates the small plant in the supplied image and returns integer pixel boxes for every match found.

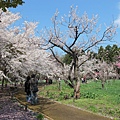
[59,91,64,96]
[36,113,44,120]
[81,92,98,99]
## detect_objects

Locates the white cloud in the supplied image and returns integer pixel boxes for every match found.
[114,2,120,27]
[114,15,120,27]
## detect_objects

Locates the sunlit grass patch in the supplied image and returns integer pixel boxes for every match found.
[39,80,120,119]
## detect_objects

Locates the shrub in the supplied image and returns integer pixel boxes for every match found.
[36,113,44,120]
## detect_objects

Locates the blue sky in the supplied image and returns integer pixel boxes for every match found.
[9,0,120,48]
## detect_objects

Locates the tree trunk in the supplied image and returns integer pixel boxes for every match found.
[74,78,80,99]
[116,68,120,79]
[101,81,104,89]
[73,55,80,99]
[1,78,4,90]
[100,70,105,89]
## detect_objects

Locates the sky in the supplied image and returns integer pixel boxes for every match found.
[9,0,120,49]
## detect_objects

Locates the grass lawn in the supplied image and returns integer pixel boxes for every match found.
[39,80,120,119]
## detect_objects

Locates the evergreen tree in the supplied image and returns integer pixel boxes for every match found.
[62,53,72,65]
[97,44,120,63]
[98,46,105,61]
[0,0,24,12]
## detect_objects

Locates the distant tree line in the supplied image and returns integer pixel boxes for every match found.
[97,44,120,63]
[62,44,120,65]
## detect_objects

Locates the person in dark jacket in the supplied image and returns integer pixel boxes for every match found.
[25,76,31,102]
[30,74,38,104]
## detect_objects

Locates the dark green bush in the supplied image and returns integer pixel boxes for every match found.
[36,113,44,120]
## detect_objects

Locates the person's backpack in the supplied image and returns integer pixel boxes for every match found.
[30,78,38,92]
[33,85,38,92]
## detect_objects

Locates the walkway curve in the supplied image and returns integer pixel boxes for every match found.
[16,91,113,120]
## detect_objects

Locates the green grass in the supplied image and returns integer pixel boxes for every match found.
[39,80,120,119]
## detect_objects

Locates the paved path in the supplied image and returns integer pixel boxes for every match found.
[16,90,112,120]
[35,97,112,120]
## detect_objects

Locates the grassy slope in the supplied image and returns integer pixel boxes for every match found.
[39,80,120,119]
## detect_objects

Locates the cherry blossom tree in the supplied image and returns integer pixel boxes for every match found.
[40,6,117,99]
[81,58,117,88]
[0,9,59,88]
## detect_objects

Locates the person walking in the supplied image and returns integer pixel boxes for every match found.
[30,74,39,104]
[24,76,31,102]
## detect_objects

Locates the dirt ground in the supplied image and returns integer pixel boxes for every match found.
[0,87,38,120]
[15,87,113,120]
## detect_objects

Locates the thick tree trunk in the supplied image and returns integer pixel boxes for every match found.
[74,78,80,99]
[73,55,80,99]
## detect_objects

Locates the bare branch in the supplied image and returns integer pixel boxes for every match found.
[50,48,64,67]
